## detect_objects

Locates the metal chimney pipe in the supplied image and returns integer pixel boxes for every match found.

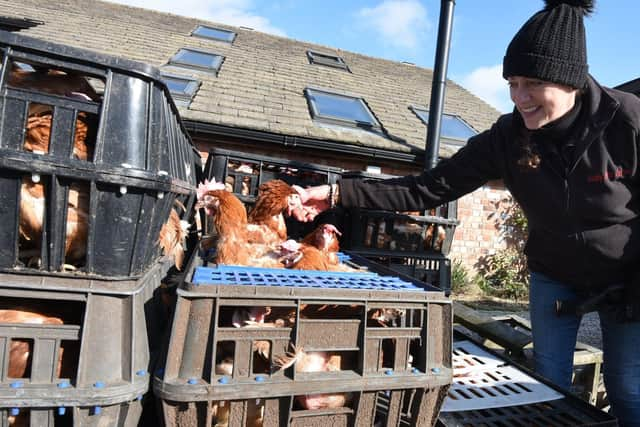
[425,0,456,170]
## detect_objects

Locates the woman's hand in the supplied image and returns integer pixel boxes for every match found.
[290,184,332,222]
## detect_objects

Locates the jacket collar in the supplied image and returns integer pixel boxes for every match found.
[583,74,619,124]
[567,75,620,174]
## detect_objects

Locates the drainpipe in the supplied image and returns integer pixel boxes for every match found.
[425,0,456,170]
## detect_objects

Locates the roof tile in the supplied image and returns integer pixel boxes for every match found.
[2,0,502,156]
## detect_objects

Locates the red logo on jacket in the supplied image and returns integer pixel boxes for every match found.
[587,166,632,183]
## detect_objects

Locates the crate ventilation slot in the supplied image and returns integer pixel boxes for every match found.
[441,340,563,412]
[192,265,423,291]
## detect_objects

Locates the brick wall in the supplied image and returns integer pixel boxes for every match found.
[449,181,511,274]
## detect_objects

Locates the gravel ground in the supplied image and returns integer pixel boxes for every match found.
[508,310,603,349]
[457,301,604,355]
[576,312,603,349]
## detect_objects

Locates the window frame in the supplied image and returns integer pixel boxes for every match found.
[305,87,381,130]
[410,106,477,145]
[160,71,201,107]
[0,16,43,31]
[191,25,236,43]
[168,48,224,75]
[307,50,349,71]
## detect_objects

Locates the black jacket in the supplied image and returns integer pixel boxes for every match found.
[340,76,640,290]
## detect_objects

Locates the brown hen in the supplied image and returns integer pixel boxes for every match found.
[196,181,283,268]
[158,208,189,270]
[9,66,99,160]
[273,344,352,410]
[2,309,66,427]
[0,309,64,378]
[302,223,342,265]
[278,239,331,271]
[299,224,363,272]
[19,179,89,269]
[247,179,303,245]
[12,66,99,270]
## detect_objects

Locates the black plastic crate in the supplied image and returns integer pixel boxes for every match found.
[432,332,617,427]
[0,30,198,278]
[153,252,452,426]
[203,148,342,204]
[354,252,452,296]
[0,401,143,427]
[202,147,344,240]
[344,208,459,256]
[0,259,168,426]
[436,399,616,427]
[339,172,458,257]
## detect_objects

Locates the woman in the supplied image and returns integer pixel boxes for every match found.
[293,1,640,425]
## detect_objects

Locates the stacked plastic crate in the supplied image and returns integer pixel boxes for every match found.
[0,31,197,425]
[339,171,458,295]
[154,253,452,426]
[153,149,454,426]
[203,148,343,204]
[201,149,456,293]
[436,335,617,426]
[201,148,344,240]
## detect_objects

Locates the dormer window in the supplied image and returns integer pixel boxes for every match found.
[192,25,236,43]
[168,48,224,74]
[307,50,349,71]
[305,88,379,130]
[411,106,477,144]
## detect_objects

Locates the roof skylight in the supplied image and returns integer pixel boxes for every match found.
[307,50,349,71]
[192,25,236,43]
[160,72,200,107]
[305,88,380,129]
[411,107,477,144]
[168,48,224,74]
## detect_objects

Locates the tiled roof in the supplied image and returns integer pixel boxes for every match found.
[1,0,502,157]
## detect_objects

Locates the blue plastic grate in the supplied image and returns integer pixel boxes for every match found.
[192,265,423,291]
[337,252,351,262]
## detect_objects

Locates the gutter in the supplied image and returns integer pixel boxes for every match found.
[183,120,426,165]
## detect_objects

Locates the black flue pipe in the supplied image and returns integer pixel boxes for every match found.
[425,0,456,170]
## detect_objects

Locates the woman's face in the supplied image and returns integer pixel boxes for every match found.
[508,76,578,130]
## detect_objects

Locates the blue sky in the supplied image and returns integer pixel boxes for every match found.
[107,0,639,113]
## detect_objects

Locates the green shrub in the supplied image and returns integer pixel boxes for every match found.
[475,194,530,302]
[451,259,471,294]
[476,248,529,301]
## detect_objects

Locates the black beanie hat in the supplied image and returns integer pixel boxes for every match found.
[503,0,595,89]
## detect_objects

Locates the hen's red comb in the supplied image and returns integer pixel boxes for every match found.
[196,179,226,200]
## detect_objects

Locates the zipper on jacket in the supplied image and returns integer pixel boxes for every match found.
[564,178,570,214]
[564,175,590,287]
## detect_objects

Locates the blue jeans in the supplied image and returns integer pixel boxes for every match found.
[529,272,640,427]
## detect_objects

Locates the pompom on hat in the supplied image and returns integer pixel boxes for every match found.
[503,0,595,89]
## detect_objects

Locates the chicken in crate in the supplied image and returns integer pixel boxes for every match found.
[153,256,452,427]
[343,207,458,256]
[152,179,453,426]
[201,148,343,241]
[195,178,350,272]
[337,171,458,255]
[0,261,167,426]
[0,30,197,278]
